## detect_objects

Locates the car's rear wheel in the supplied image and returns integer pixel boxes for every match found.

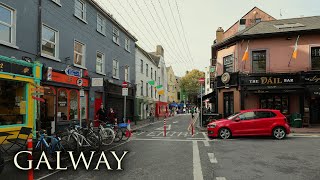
[218,128,231,139]
[273,127,286,140]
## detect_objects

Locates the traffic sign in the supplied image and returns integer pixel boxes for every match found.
[122,88,128,96]
[198,78,205,84]
[65,66,81,78]
[32,96,45,102]
[122,81,128,88]
[77,78,83,86]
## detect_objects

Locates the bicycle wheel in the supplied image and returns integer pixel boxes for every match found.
[113,128,123,142]
[67,132,79,153]
[100,128,115,146]
[87,131,101,152]
[121,128,131,141]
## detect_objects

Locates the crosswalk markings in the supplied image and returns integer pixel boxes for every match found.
[155,124,171,131]
[208,153,218,163]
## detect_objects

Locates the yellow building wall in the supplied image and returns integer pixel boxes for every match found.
[167,67,178,103]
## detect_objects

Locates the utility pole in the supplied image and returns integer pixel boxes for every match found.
[198,78,205,127]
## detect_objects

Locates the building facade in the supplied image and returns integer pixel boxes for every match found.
[211,7,320,126]
[167,66,178,103]
[0,0,137,134]
[135,45,159,120]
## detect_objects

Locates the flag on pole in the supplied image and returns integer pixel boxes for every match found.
[292,35,300,59]
[157,85,164,95]
[156,85,163,89]
[242,40,250,61]
[148,80,155,86]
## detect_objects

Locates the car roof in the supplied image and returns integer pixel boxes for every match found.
[240,109,280,112]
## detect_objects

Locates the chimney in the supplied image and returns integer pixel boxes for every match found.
[156,45,164,57]
[216,27,224,43]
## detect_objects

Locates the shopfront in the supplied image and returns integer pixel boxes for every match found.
[156,101,168,117]
[303,72,320,126]
[41,68,89,133]
[0,55,42,136]
[240,73,304,116]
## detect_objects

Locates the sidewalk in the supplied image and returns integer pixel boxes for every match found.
[291,127,320,134]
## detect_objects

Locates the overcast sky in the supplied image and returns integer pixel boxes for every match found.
[96,0,320,76]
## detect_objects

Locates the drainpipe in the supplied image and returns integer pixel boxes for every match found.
[37,0,42,58]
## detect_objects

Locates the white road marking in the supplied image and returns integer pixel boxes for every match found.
[177,132,183,137]
[155,124,171,131]
[146,131,157,136]
[135,131,145,136]
[193,141,204,180]
[169,131,178,136]
[216,177,226,180]
[203,141,210,147]
[187,138,206,140]
[173,121,178,124]
[132,138,207,142]
[151,137,171,139]
[202,132,210,146]
[208,153,218,163]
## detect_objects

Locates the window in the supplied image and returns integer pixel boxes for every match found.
[140,80,143,96]
[260,95,289,115]
[112,60,119,78]
[311,47,320,70]
[140,60,143,73]
[0,4,15,45]
[96,52,104,74]
[223,55,234,73]
[0,80,26,126]
[255,18,261,23]
[255,111,276,119]
[155,70,157,81]
[113,26,120,44]
[125,66,130,82]
[158,77,161,85]
[41,25,58,59]
[146,83,148,96]
[97,14,105,35]
[69,90,79,120]
[52,0,61,6]
[238,111,256,120]
[252,50,266,73]
[74,40,86,67]
[146,64,149,77]
[151,86,153,98]
[151,67,153,79]
[125,38,130,52]
[74,0,86,21]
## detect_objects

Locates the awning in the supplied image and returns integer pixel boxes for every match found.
[201,91,215,100]
[246,85,304,93]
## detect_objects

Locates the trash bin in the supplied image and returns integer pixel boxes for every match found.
[290,113,302,128]
[202,113,222,127]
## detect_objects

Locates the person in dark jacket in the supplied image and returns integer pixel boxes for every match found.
[107,108,117,124]
[96,104,107,122]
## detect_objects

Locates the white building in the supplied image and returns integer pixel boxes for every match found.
[135,45,159,120]
[204,66,213,110]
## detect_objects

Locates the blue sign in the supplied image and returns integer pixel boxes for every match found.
[65,66,81,78]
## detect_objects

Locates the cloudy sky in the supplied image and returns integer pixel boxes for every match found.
[96,0,320,76]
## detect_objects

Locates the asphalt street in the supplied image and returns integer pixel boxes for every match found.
[2,114,320,180]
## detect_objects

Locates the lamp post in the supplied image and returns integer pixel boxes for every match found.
[198,78,205,127]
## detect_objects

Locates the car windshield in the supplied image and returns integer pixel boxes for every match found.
[226,112,240,120]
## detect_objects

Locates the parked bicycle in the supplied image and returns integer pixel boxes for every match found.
[0,151,4,173]
[90,120,115,146]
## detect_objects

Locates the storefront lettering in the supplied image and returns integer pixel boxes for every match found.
[261,77,282,84]
[306,76,320,83]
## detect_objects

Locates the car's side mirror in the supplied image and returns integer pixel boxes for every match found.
[234,117,241,122]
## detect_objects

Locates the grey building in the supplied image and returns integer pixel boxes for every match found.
[0,0,137,132]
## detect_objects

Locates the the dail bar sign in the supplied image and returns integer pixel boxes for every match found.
[242,74,299,85]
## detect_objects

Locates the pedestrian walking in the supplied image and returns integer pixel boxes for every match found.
[96,103,106,122]
[191,107,195,119]
[107,107,117,125]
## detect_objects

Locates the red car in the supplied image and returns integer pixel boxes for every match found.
[207,109,290,140]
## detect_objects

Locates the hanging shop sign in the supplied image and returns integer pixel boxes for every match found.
[51,71,89,87]
[47,67,53,81]
[304,74,320,84]
[217,72,239,88]
[91,78,104,87]
[241,74,300,86]
[0,59,32,76]
[65,66,81,78]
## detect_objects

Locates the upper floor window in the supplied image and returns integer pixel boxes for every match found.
[146,64,149,77]
[311,47,320,70]
[140,80,143,96]
[223,55,234,73]
[146,82,148,97]
[74,40,86,67]
[151,85,153,98]
[155,70,157,81]
[151,67,153,79]
[125,38,130,52]
[41,25,59,59]
[140,59,143,73]
[252,50,266,73]
[112,59,119,78]
[113,27,120,45]
[96,52,104,74]
[125,66,130,82]
[74,0,86,21]
[97,14,105,35]
[0,4,15,45]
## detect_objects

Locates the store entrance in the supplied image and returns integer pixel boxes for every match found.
[310,98,320,124]
[223,92,234,118]
[41,86,56,135]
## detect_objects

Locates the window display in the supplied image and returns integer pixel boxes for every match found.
[57,88,68,120]
[260,95,289,115]
[69,90,79,120]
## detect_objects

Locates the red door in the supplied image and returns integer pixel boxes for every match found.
[94,92,103,126]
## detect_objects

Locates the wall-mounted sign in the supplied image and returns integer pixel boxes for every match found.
[65,66,81,78]
[92,78,104,87]
[51,71,89,87]
[77,78,83,87]
[223,55,234,73]
[241,74,299,85]
[47,67,52,81]
[0,59,32,76]
[58,101,67,107]
[304,75,320,84]
[221,73,231,84]
[122,88,128,96]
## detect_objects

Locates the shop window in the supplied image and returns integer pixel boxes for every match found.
[80,91,88,120]
[57,88,68,120]
[0,80,26,126]
[311,47,320,70]
[69,90,79,120]
[252,50,266,73]
[260,95,289,115]
[223,55,234,73]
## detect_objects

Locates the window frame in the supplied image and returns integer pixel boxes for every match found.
[96,51,105,75]
[223,54,234,73]
[96,13,106,36]
[140,59,144,73]
[310,46,320,70]
[112,26,120,45]
[251,50,267,73]
[124,66,130,82]
[125,37,130,52]
[41,24,59,60]
[146,64,149,77]
[151,67,153,79]
[112,59,119,79]
[146,82,149,97]
[73,40,86,68]
[140,80,144,96]
[74,0,87,23]
[0,3,17,47]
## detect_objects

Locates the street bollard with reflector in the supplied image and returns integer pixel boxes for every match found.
[164,118,166,137]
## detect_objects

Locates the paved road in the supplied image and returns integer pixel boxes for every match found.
[2,114,320,180]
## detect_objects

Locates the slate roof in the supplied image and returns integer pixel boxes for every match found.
[148,53,161,66]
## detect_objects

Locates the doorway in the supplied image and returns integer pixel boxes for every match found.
[223,92,234,118]
[310,98,320,124]
[94,92,103,118]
